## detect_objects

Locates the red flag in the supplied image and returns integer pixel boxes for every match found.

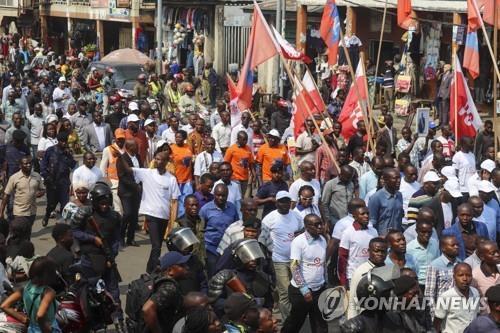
[302,70,325,113]
[226,73,238,100]
[450,58,483,140]
[397,0,418,30]
[468,0,482,30]
[338,59,368,140]
[271,25,311,64]
[236,1,280,111]
[479,0,500,27]
[226,74,242,128]
[463,30,480,79]
[319,0,341,65]
[292,76,321,138]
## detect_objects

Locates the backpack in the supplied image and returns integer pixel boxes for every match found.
[125,273,170,333]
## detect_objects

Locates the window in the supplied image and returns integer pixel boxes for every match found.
[0,0,15,6]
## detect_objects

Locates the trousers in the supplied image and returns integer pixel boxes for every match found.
[281,285,328,333]
[146,215,167,274]
[44,183,70,220]
[273,262,292,320]
[119,194,140,244]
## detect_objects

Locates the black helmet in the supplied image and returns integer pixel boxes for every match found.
[166,227,199,252]
[356,265,399,304]
[62,204,93,228]
[231,239,265,266]
[90,181,112,206]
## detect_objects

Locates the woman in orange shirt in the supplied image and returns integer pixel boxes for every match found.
[170,130,194,217]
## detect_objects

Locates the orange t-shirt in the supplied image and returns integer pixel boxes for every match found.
[170,144,193,183]
[255,143,290,181]
[224,144,254,181]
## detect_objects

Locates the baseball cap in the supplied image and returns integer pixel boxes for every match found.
[224,293,257,321]
[58,76,66,82]
[114,128,126,139]
[46,114,59,124]
[481,159,496,173]
[156,139,168,148]
[268,129,280,138]
[128,101,139,111]
[159,251,191,271]
[423,171,441,183]
[440,166,456,179]
[127,114,140,123]
[478,180,496,193]
[144,118,156,127]
[443,179,462,198]
[429,121,437,129]
[270,161,284,172]
[276,191,292,201]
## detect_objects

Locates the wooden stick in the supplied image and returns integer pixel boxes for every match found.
[360,52,377,150]
[452,13,460,140]
[372,0,388,109]
[494,1,498,153]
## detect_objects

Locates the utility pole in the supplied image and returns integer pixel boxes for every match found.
[276,0,282,95]
[156,0,163,74]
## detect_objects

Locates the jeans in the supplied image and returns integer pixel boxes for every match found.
[281,285,328,333]
[206,251,220,280]
[119,194,140,244]
[273,262,292,320]
[44,183,70,221]
[146,215,167,274]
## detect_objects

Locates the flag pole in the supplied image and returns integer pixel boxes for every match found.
[360,51,377,150]
[372,0,388,109]
[494,0,498,153]
[338,27,375,152]
[453,13,460,140]
[305,66,328,111]
[282,58,341,174]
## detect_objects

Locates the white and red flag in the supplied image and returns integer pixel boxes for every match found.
[337,59,368,140]
[271,25,311,64]
[292,75,322,138]
[450,57,483,139]
[226,73,242,128]
[301,70,325,113]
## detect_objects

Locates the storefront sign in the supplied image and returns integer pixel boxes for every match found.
[90,0,108,8]
[109,0,130,17]
[116,0,129,8]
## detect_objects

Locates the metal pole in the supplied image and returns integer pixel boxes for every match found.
[276,0,282,95]
[156,0,163,74]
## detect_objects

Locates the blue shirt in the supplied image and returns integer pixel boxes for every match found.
[482,199,500,241]
[256,180,289,218]
[368,187,404,235]
[200,200,239,255]
[442,221,489,260]
[194,191,214,209]
[407,238,440,285]
[359,170,378,199]
[430,254,461,270]
[384,251,417,272]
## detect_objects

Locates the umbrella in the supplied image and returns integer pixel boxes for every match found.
[101,48,153,65]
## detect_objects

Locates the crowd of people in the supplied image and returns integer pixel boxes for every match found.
[0,38,499,333]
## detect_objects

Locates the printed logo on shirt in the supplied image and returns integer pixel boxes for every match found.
[182,157,191,166]
[240,158,249,168]
[313,257,322,267]
[360,248,369,256]
[287,233,294,240]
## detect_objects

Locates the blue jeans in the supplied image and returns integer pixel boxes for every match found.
[146,215,168,274]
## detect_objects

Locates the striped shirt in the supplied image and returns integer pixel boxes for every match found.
[216,220,244,255]
[406,189,435,225]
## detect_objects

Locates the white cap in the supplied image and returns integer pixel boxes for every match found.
[144,118,156,127]
[478,180,496,193]
[58,76,66,82]
[423,171,441,183]
[440,166,456,179]
[157,139,168,148]
[443,179,462,198]
[268,129,280,138]
[46,114,58,124]
[481,159,496,173]
[127,114,140,123]
[128,101,139,111]
[276,191,292,201]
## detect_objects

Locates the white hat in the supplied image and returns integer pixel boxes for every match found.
[157,139,168,148]
[441,166,456,179]
[58,76,66,82]
[478,180,496,193]
[128,101,139,111]
[443,179,462,198]
[423,171,441,183]
[46,114,58,124]
[276,191,292,201]
[481,159,496,173]
[144,118,156,127]
[268,129,280,138]
[127,114,140,123]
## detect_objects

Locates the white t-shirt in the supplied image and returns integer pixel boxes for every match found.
[340,224,378,280]
[295,132,317,165]
[452,151,477,192]
[289,178,322,205]
[290,232,327,291]
[132,168,180,219]
[441,202,453,229]
[72,165,103,189]
[434,286,480,333]
[400,179,421,218]
[260,210,304,263]
[161,127,176,145]
[332,214,354,240]
[212,179,242,206]
[193,150,223,177]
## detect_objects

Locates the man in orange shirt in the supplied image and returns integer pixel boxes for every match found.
[170,129,194,217]
[224,131,255,197]
[187,117,205,155]
[256,129,290,185]
[124,113,148,165]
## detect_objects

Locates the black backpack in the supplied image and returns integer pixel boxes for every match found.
[125,273,170,333]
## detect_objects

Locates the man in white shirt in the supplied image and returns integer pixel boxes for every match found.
[52,76,71,112]
[211,110,231,154]
[453,136,477,195]
[131,151,180,273]
[212,162,242,216]
[144,119,161,165]
[26,103,44,159]
[161,114,179,145]
[180,114,197,135]
[400,165,421,225]
[295,117,319,165]
[289,161,322,207]
[194,137,223,187]
[259,191,303,321]
[230,111,254,150]
[281,214,329,333]
[72,152,103,191]
[433,263,480,333]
